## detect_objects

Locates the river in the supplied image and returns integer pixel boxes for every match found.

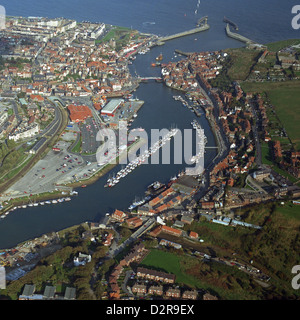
[0,0,298,249]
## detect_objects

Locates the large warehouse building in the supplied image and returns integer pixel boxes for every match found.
[100,99,124,117]
[67,104,93,122]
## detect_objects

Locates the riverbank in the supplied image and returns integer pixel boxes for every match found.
[66,136,147,189]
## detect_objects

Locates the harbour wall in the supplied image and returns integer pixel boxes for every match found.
[158,24,210,43]
[225,24,254,44]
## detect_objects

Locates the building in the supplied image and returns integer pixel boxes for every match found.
[253,169,270,181]
[200,202,215,210]
[161,225,182,237]
[203,293,218,300]
[159,239,182,249]
[165,288,181,298]
[149,225,182,237]
[73,252,91,266]
[137,205,156,216]
[90,23,105,39]
[101,99,124,117]
[173,220,185,228]
[181,215,194,224]
[43,286,56,299]
[137,267,176,284]
[126,216,143,228]
[182,290,198,300]
[120,243,146,266]
[148,285,163,296]
[132,283,147,294]
[67,104,92,122]
[111,209,127,222]
[189,231,199,240]
[103,233,113,246]
[29,137,47,154]
[64,287,76,300]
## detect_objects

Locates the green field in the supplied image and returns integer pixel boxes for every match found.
[224,47,260,81]
[141,248,266,299]
[266,39,300,52]
[276,201,300,221]
[242,80,300,149]
[141,249,198,288]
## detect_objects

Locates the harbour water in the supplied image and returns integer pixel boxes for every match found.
[0,0,298,249]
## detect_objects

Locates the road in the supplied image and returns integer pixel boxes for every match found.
[249,99,262,166]
[107,218,155,258]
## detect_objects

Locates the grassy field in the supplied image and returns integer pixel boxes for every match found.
[242,80,300,149]
[141,249,198,288]
[96,25,138,51]
[141,248,265,299]
[266,39,300,52]
[276,201,300,221]
[224,47,261,81]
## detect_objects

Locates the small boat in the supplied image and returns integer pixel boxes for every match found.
[81,185,87,188]
[156,53,163,61]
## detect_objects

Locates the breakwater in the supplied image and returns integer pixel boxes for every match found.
[224,16,238,30]
[174,49,194,57]
[225,24,254,44]
[158,24,210,44]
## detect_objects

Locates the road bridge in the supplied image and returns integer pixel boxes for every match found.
[138,77,162,82]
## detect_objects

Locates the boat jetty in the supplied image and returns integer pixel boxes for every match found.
[190,120,207,164]
[0,194,75,220]
[104,128,179,188]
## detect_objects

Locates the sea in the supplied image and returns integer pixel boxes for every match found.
[0,0,298,249]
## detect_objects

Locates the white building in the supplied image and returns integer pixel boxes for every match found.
[91,23,105,39]
[73,252,91,267]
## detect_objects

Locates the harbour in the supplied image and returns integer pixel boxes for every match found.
[0,0,294,250]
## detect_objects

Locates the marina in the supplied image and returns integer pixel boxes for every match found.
[104,128,179,188]
[0,197,73,220]
[190,119,207,164]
